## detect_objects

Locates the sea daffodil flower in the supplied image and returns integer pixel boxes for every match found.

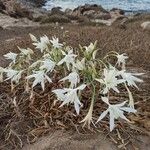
[33,35,50,53]
[40,59,56,73]
[18,47,34,56]
[52,84,86,115]
[29,34,38,42]
[116,53,128,67]
[57,49,77,70]
[120,71,143,89]
[84,43,95,54]
[50,37,63,49]
[26,70,52,90]
[4,52,18,63]
[97,97,136,131]
[96,68,124,94]
[84,41,97,59]
[5,69,23,83]
[0,67,4,82]
[73,58,85,71]
[60,71,80,88]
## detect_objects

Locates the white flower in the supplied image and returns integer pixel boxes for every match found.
[73,58,85,71]
[120,71,143,89]
[57,49,77,70]
[52,84,86,115]
[5,69,23,83]
[96,68,124,94]
[0,67,4,82]
[33,35,50,53]
[50,37,63,49]
[4,52,18,63]
[84,42,97,59]
[84,43,95,53]
[52,89,67,102]
[60,71,80,88]
[97,97,136,131]
[26,70,52,91]
[29,34,38,42]
[18,47,34,56]
[40,59,56,73]
[116,53,128,67]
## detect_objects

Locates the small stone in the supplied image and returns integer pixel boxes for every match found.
[141,21,150,31]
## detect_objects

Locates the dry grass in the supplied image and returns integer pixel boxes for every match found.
[0,14,150,149]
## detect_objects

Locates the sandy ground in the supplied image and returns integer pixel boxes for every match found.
[0,14,150,150]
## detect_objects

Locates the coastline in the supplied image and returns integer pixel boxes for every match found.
[43,0,150,12]
[0,0,150,27]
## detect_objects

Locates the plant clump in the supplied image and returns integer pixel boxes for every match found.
[0,34,144,132]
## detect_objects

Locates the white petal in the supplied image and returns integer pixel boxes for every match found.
[120,107,137,113]
[41,80,45,91]
[57,58,65,66]
[76,84,86,90]
[29,34,37,42]
[74,102,80,115]
[101,97,110,105]
[115,101,127,107]
[45,74,52,83]
[119,113,130,122]
[97,109,109,123]
[109,111,115,132]
[112,86,120,93]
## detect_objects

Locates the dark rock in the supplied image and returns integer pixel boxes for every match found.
[25,0,46,7]
[0,0,48,21]
[0,25,3,30]
[31,9,48,22]
[65,8,72,15]
[41,14,71,23]
[51,7,64,15]
[77,16,90,23]
[0,0,5,12]
[110,8,125,15]
[73,4,108,15]
[69,4,110,21]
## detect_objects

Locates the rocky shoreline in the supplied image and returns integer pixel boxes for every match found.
[0,0,150,30]
[0,0,128,25]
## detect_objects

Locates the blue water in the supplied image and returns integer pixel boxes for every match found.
[43,0,150,12]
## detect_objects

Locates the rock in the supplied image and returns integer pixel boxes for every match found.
[41,14,71,23]
[0,0,48,22]
[91,19,113,26]
[0,0,5,12]
[51,7,64,15]
[110,8,126,22]
[0,25,3,30]
[25,0,46,7]
[0,12,39,28]
[110,8,125,15]
[141,21,150,31]
[65,8,72,15]
[71,4,109,19]
[94,13,111,20]
[73,4,108,15]
[31,9,48,22]
[77,16,90,24]
[64,4,112,23]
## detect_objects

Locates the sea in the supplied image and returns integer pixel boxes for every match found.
[43,0,150,12]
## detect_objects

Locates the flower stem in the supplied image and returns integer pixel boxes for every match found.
[81,83,96,128]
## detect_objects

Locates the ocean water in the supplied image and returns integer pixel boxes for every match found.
[43,0,150,12]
